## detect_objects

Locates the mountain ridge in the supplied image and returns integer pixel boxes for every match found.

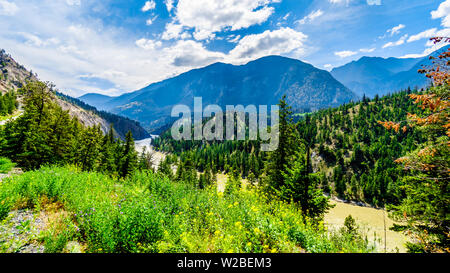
[80,55,358,132]
[331,45,449,97]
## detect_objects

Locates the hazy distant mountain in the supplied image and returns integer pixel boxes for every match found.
[78,93,114,111]
[80,55,358,132]
[331,45,449,98]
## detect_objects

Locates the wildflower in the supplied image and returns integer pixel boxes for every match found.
[254,227,260,234]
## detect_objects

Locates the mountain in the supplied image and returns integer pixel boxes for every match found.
[56,93,150,140]
[0,49,149,140]
[80,55,358,132]
[331,45,449,98]
[0,49,38,93]
[78,93,114,110]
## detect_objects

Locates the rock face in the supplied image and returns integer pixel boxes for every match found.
[80,55,358,132]
[0,49,149,139]
[56,98,110,134]
[0,49,38,93]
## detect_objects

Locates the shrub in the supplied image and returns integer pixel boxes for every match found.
[0,166,376,253]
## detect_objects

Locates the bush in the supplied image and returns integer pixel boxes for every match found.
[0,157,15,174]
[0,166,376,253]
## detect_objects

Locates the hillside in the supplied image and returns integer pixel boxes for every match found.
[0,49,149,140]
[56,92,149,140]
[80,56,358,132]
[154,89,424,207]
[0,49,38,93]
[331,45,449,97]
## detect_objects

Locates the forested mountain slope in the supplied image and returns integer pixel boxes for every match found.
[154,89,424,206]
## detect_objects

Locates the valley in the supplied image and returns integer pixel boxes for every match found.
[0,39,448,254]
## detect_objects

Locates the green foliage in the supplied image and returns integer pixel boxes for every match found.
[387,84,450,252]
[155,90,423,207]
[0,157,14,173]
[0,90,17,116]
[224,168,241,195]
[0,81,144,177]
[264,96,298,195]
[281,150,333,221]
[0,166,375,253]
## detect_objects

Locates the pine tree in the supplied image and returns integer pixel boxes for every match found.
[98,125,117,174]
[119,131,138,178]
[281,149,332,221]
[264,96,297,194]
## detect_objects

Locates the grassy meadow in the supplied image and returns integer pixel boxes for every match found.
[0,166,376,253]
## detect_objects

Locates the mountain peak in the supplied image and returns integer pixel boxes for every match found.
[331,46,448,98]
[80,55,358,132]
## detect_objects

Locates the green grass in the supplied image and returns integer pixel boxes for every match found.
[0,157,15,174]
[0,166,376,253]
[0,111,21,123]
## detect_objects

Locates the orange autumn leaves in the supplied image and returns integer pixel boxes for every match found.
[378,37,449,174]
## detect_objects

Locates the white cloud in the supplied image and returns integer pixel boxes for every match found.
[387,24,405,36]
[162,27,309,67]
[66,0,81,6]
[228,27,308,62]
[382,34,408,48]
[172,0,280,40]
[329,0,350,4]
[161,22,185,40]
[135,38,162,50]
[0,1,308,97]
[165,0,174,12]
[407,28,450,43]
[334,50,358,58]
[0,0,18,16]
[324,64,333,70]
[0,1,183,97]
[367,0,381,5]
[360,48,375,53]
[282,12,291,21]
[227,35,241,44]
[401,42,448,59]
[329,0,380,5]
[142,1,156,12]
[431,0,450,28]
[296,10,324,25]
[407,28,437,43]
[164,40,226,67]
[145,15,158,26]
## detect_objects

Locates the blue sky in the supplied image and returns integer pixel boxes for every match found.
[0,0,449,97]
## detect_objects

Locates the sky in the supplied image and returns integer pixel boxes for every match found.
[0,0,449,97]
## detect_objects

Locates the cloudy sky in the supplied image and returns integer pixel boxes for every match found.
[0,0,449,97]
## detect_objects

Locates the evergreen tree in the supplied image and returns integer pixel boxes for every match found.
[281,149,332,221]
[119,131,138,178]
[264,96,297,194]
